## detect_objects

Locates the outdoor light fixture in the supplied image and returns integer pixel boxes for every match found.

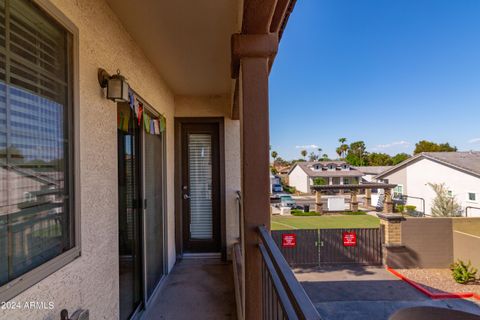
[98,68,129,102]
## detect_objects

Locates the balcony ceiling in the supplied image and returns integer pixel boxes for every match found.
[106,0,241,96]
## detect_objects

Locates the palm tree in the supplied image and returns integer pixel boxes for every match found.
[338,137,348,158]
[301,149,307,159]
[271,151,278,162]
[322,153,329,160]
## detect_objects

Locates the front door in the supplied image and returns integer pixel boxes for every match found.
[181,123,221,253]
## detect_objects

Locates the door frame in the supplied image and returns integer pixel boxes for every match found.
[174,117,226,260]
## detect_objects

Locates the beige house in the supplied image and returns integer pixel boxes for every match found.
[0,1,320,320]
[288,161,363,193]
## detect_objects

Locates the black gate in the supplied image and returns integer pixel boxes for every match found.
[272,228,383,267]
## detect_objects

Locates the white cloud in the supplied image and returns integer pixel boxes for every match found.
[468,138,480,144]
[295,144,319,149]
[370,140,410,151]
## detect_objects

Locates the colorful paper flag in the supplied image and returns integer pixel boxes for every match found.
[150,119,155,134]
[154,119,160,134]
[160,117,166,132]
[143,113,151,133]
[137,102,143,126]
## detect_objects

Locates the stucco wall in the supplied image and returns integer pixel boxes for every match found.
[175,95,241,257]
[406,159,480,216]
[0,0,176,319]
[288,166,309,193]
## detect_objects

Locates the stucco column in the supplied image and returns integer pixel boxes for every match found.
[315,190,323,214]
[233,32,278,320]
[365,188,372,207]
[350,190,358,212]
[383,188,393,213]
[329,177,333,185]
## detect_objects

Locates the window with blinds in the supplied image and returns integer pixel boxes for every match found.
[188,133,213,240]
[0,0,74,288]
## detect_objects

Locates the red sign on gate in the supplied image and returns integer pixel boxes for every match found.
[282,233,296,248]
[343,232,357,247]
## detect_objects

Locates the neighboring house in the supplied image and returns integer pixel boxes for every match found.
[354,166,393,183]
[288,161,363,193]
[0,1,300,319]
[375,152,480,217]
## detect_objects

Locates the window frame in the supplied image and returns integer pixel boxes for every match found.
[0,0,80,303]
[467,192,477,203]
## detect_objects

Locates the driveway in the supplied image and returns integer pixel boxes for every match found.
[295,265,480,320]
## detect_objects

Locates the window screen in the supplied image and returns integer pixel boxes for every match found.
[0,0,74,287]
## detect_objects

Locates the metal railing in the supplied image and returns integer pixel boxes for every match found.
[400,195,426,216]
[465,206,480,217]
[258,225,321,320]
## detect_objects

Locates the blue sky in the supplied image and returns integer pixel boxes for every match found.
[269,0,480,160]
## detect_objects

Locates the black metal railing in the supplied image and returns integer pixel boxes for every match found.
[258,225,321,320]
[465,206,480,217]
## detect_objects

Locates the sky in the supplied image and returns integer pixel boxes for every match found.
[269,0,480,160]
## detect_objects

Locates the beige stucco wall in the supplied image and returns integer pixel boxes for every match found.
[175,95,241,257]
[0,0,176,319]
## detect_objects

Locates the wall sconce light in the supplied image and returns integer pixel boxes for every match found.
[98,68,129,102]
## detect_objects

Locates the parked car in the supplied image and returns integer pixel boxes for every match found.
[279,194,296,208]
[272,183,283,193]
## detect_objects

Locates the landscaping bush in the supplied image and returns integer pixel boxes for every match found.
[313,177,327,185]
[396,205,405,213]
[450,260,478,284]
[283,185,296,194]
[405,205,416,213]
[291,209,320,216]
[342,211,366,215]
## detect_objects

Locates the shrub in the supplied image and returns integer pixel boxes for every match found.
[313,177,327,185]
[342,211,366,215]
[405,205,416,212]
[291,209,320,216]
[396,205,405,213]
[429,183,462,216]
[450,260,478,284]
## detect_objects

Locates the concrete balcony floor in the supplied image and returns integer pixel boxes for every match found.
[144,258,236,320]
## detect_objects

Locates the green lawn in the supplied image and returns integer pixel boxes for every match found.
[271,214,380,230]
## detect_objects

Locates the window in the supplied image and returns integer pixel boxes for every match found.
[447,190,453,197]
[393,185,404,199]
[0,0,76,300]
[343,178,350,185]
[468,192,476,202]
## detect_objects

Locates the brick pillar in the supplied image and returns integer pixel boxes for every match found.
[378,213,405,266]
[350,190,358,212]
[365,188,372,207]
[383,188,393,213]
[315,191,323,214]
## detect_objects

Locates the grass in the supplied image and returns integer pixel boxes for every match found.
[271,214,380,230]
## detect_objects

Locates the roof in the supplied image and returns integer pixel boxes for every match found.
[289,161,364,178]
[375,151,480,179]
[354,166,393,175]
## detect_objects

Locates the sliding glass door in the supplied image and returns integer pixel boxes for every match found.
[118,101,167,319]
[118,104,143,320]
[143,125,166,302]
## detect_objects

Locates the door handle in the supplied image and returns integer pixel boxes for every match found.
[183,194,190,200]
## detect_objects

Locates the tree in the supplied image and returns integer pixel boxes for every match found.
[308,152,319,162]
[322,153,330,160]
[367,152,393,166]
[345,141,367,166]
[414,140,457,154]
[337,138,349,159]
[428,183,462,217]
[301,149,307,159]
[391,153,410,165]
[271,151,278,161]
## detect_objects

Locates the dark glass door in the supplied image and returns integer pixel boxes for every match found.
[181,123,221,252]
[118,104,143,320]
[143,128,165,301]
